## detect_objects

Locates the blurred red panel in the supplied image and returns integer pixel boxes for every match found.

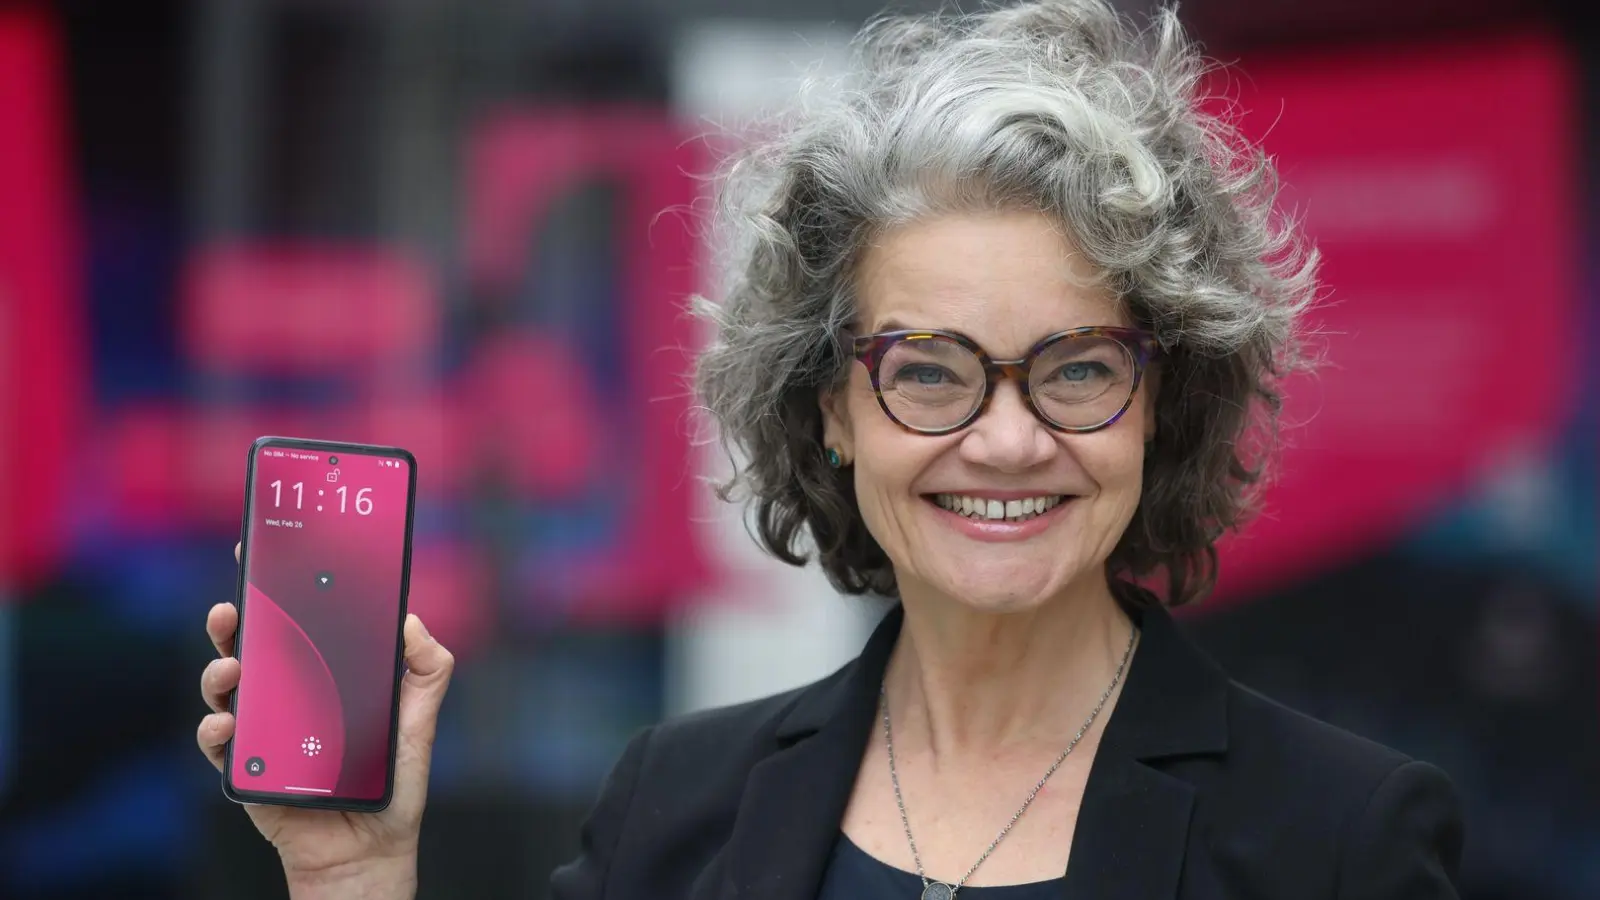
[355,394,450,498]
[463,107,712,615]
[1202,32,1579,604]
[404,542,494,658]
[105,398,459,534]
[106,404,326,530]
[0,6,87,591]
[453,332,601,499]
[106,404,188,529]
[180,243,438,375]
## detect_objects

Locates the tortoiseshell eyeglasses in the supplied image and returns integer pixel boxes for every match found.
[850,326,1159,435]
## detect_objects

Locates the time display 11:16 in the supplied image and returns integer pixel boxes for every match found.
[268,480,374,515]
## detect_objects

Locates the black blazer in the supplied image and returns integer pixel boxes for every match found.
[550,600,1464,899]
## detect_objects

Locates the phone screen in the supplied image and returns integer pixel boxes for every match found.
[227,439,415,808]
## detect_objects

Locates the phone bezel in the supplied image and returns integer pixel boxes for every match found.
[221,435,418,813]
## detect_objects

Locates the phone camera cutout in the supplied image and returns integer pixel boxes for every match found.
[328,455,339,465]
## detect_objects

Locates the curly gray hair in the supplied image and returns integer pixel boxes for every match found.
[693,0,1318,606]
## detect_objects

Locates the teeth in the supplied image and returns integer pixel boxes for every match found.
[933,493,1065,523]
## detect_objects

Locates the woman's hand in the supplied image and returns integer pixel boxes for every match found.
[196,544,454,899]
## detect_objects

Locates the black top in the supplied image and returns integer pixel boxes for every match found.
[550,597,1464,900]
[816,832,1065,900]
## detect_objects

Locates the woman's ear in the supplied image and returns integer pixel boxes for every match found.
[819,381,855,465]
[1140,367,1160,443]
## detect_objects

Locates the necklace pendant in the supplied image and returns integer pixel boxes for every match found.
[921,883,957,900]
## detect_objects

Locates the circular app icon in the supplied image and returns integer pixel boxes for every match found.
[245,756,266,777]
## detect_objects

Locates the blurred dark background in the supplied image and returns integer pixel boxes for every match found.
[0,0,1594,897]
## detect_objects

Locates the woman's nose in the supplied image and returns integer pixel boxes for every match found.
[958,381,1055,472]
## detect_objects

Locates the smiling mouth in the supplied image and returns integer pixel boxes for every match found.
[928,493,1068,523]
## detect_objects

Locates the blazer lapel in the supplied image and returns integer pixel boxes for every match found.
[718,605,900,900]
[1060,600,1230,900]
[1060,750,1197,899]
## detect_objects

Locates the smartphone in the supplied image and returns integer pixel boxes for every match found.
[223,436,417,811]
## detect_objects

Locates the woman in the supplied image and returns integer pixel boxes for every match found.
[195,1,1464,897]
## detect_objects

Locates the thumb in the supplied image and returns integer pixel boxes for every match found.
[402,614,451,681]
[388,614,453,820]
[397,614,453,739]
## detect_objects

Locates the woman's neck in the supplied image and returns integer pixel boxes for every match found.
[882,576,1137,760]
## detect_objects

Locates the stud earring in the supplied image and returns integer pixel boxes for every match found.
[826,448,843,469]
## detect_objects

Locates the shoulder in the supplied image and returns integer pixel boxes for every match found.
[1221,679,1417,789]
[1193,680,1464,897]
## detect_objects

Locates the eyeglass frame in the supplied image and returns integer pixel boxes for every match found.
[848,326,1161,436]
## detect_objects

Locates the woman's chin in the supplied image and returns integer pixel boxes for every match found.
[921,567,1067,617]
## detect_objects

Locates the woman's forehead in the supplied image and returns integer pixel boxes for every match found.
[854,212,1123,339]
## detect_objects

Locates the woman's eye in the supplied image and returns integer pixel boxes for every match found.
[897,364,954,385]
[1056,362,1106,382]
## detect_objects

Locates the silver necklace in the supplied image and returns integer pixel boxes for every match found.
[882,625,1137,900]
